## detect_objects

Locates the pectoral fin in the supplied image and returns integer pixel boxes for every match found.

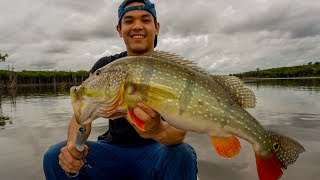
[210,135,241,158]
[127,108,146,131]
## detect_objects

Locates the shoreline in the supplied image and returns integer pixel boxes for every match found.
[242,76,320,80]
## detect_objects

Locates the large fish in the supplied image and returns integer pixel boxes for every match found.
[70,51,305,180]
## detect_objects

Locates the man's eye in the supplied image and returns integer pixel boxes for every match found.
[143,19,151,23]
[124,20,132,24]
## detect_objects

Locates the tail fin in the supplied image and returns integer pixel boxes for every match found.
[254,131,305,180]
[269,131,305,168]
[255,152,283,180]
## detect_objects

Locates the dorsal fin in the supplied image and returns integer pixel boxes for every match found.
[210,75,256,108]
[148,51,256,108]
[149,51,210,76]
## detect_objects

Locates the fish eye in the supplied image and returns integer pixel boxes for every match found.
[96,70,101,76]
[273,143,280,151]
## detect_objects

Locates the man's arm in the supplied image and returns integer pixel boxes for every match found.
[58,115,92,173]
[132,103,186,145]
[67,115,92,142]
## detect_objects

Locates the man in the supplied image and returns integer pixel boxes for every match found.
[43,0,198,179]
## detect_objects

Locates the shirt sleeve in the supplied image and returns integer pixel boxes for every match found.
[89,51,127,74]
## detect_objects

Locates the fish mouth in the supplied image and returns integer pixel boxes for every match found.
[70,86,81,122]
[70,85,95,125]
[75,104,125,125]
[71,79,126,125]
[73,108,89,125]
[74,103,97,125]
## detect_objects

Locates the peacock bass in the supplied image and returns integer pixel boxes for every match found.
[70,51,305,180]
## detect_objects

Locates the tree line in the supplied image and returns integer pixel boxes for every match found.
[0,70,90,88]
[232,62,320,78]
[0,52,8,62]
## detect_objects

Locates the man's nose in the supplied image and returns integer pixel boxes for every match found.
[132,21,143,30]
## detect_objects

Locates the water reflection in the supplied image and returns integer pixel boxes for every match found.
[1,85,69,97]
[0,88,15,129]
[0,116,11,129]
[0,79,319,179]
[244,78,320,131]
[0,78,319,130]
[290,112,320,128]
[254,111,320,128]
[244,78,320,93]
[0,86,70,129]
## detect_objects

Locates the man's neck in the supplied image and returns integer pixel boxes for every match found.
[127,49,155,56]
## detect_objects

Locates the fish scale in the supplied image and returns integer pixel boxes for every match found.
[71,51,305,180]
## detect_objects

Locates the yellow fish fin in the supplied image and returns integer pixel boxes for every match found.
[127,108,146,131]
[210,75,256,108]
[210,135,241,158]
[149,51,210,76]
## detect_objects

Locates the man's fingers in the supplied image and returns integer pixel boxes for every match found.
[59,159,79,173]
[67,143,82,159]
[60,148,83,165]
[59,153,83,173]
[63,152,83,167]
[136,103,159,119]
[133,106,149,121]
[59,146,84,173]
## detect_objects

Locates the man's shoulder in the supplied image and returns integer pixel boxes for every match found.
[90,51,127,74]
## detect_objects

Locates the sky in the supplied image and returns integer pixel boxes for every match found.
[0,0,319,74]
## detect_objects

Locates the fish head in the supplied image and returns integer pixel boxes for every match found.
[70,64,128,125]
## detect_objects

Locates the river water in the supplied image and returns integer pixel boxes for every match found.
[0,78,319,180]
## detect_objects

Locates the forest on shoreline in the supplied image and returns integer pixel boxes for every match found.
[0,70,89,88]
[232,62,320,78]
[0,62,319,88]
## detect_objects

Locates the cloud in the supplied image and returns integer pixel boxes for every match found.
[0,0,319,74]
[221,1,320,38]
[52,0,108,13]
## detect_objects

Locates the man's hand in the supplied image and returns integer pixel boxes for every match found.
[132,102,163,139]
[131,102,186,145]
[58,142,89,173]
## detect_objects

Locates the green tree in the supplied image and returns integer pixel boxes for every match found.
[0,52,8,62]
[256,68,260,78]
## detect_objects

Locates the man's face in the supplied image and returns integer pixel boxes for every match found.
[117,2,160,55]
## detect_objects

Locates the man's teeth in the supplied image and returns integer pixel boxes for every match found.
[132,35,144,39]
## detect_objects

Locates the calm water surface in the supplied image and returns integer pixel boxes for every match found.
[0,79,319,180]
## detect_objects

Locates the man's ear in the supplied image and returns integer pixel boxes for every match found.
[116,24,122,37]
[155,22,160,36]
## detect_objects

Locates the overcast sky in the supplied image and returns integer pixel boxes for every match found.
[0,0,319,74]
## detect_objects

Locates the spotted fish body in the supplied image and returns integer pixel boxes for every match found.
[70,51,305,180]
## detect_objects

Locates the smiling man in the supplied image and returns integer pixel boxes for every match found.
[118,1,159,55]
[43,0,198,179]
